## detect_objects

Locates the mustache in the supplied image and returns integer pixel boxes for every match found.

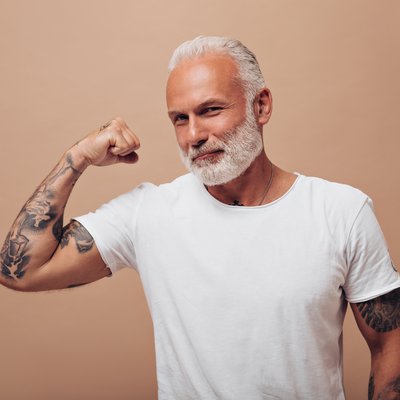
[186,131,235,161]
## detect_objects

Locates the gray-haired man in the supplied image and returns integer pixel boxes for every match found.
[1,36,399,399]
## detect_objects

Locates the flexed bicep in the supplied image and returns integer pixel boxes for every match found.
[22,220,111,292]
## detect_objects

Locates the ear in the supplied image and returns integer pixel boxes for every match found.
[254,88,273,125]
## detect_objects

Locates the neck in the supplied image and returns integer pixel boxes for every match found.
[205,151,273,206]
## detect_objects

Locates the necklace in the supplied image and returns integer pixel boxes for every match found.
[257,160,274,206]
[230,160,274,206]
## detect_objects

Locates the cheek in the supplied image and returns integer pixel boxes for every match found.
[215,111,246,132]
[175,128,188,152]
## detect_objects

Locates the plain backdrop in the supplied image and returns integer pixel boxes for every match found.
[0,1,399,399]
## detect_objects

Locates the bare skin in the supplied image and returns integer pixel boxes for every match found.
[0,117,140,291]
[351,292,400,400]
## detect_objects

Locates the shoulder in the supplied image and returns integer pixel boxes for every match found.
[298,174,369,209]
[127,173,199,206]
[120,173,195,198]
[295,174,373,238]
[146,173,198,198]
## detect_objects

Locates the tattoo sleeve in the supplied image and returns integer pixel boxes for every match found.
[378,375,400,399]
[0,152,83,285]
[356,288,400,332]
[60,220,94,253]
[357,289,400,399]
[369,374,375,400]
[370,373,400,400]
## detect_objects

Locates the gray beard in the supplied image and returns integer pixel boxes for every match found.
[178,113,263,186]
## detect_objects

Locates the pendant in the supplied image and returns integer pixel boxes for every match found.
[231,200,244,206]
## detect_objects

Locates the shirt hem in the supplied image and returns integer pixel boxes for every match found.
[72,216,119,276]
[345,279,400,303]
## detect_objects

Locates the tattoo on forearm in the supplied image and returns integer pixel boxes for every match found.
[0,154,80,280]
[0,231,30,279]
[52,215,64,241]
[99,121,111,132]
[377,375,400,400]
[356,288,400,332]
[369,374,375,400]
[60,221,94,253]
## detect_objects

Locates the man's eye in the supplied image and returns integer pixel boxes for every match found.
[174,114,188,124]
[203,107,222,114]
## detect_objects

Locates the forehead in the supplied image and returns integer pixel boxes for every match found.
[166,53,244,109]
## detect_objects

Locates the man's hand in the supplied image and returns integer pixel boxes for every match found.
[72,117,141,169]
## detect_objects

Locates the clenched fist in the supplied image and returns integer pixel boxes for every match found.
[70,117,140,169]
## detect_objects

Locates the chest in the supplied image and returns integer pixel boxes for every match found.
[135,206,346,321]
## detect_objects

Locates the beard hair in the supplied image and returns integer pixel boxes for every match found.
[178,108,264,186]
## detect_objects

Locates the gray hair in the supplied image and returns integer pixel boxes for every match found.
[168,36,266,102]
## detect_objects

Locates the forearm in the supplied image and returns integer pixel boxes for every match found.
[369,350,400,399]
[0,147,88,289]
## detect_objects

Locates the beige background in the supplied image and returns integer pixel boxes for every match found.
[1,1,399,399]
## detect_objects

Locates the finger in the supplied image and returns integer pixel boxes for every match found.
[114,116,128,129]
[109,145,129,156]
[114,133,139,156]
[119,147,138,157]
[107,131,130,155]
[117,152,139,164]
[122,128,140,151]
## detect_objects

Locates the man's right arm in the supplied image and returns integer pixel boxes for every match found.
[0,117,140,291]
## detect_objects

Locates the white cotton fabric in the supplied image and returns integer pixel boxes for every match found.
[74,173,400,400]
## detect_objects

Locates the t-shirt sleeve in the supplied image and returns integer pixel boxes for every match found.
[343,197,400,302]
[72,184,147,275]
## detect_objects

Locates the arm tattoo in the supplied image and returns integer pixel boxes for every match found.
[369,375,375,400]
[52,214,64,241]
[1,155,80,280]
[60,221,94,253]
[99,121,112,132]
[356,288,400,332]
[0,231,30,279]
[377,375,400,400]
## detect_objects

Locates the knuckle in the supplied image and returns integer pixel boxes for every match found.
[128,137,140,150]
[109,119,122,133]
[114,116,126,127]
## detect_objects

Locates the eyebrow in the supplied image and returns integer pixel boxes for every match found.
[168,98,229,119]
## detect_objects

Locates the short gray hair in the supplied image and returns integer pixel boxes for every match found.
[168,36,266,102]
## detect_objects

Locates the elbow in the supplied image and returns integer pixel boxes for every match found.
[1,278,22,291]
[0,275,34,292]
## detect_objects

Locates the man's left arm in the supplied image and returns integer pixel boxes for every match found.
[351,288,400,400]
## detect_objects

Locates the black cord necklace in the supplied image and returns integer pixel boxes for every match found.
[230,160,274,206]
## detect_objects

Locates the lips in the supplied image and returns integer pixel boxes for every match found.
[193,149,224,162]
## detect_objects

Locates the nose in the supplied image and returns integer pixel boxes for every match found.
[187,116,209,148]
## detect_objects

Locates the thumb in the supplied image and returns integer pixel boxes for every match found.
[117,152,139,164]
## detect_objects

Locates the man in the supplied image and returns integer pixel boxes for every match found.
[1,36,399,399]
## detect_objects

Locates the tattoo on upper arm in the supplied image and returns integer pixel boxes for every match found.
[369,374,375,400]
[60,221,94,253]
[377,375,400,400]
[356,288,400,332]
[0,155,80,280]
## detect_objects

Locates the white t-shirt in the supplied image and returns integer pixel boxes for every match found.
[74,173,400,400]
